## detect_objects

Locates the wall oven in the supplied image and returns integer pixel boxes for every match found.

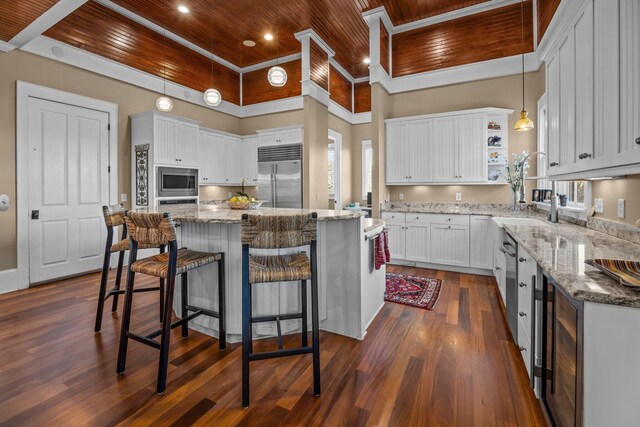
[157,167,198,198]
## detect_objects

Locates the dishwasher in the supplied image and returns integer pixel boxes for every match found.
[501,234,518,342]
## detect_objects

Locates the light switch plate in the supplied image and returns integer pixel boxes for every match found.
[455,192,462,201]
[399,193,404,200]
[594,198,604,213]
[120,193,127,202]
[618,199,625,218]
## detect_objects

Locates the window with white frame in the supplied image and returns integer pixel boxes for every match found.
[362,140,372,200]
[328,143,335,199]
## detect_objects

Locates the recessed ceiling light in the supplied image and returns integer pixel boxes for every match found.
[177,5,189,13]
[264,33,274,41]
[363,57,370,64]
[243,40,256,47]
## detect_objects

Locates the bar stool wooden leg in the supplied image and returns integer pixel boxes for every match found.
[117,247,138,374]
[311,243,321,397]
[181,272,189,338]
[159,246,165,323]
[301,279,308,347]
[95,247,111,333]
[242,248,251,408]
[157,270,176,394]
[218,254,226,350]
[110,250,125,313]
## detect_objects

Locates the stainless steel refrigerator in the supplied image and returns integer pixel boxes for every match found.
[257,144,302,208]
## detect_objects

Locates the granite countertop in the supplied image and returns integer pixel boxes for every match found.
[363,218,386,233]
[135,204,364,223]
[504,222,640,308]
[383,202,540,218]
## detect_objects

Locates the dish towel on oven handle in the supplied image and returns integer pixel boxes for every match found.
[374,229,390,270]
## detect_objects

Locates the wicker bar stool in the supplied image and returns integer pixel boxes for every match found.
[241,213,320,408]
[116,212,226,394]
[95,204,165,332]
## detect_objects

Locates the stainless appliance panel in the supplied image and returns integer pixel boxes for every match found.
[157,167,198,198]
[503,234,518,342]
[273,160,302,208]
[258,162,274,207]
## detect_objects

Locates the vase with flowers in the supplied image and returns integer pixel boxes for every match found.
[504,151,530,210]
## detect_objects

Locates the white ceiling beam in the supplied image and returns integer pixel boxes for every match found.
[0,40,16,52]
[9,0,88,48]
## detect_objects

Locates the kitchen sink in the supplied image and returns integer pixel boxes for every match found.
[492,217,548,227]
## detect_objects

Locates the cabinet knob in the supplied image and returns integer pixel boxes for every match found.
[549,162,558,167]
[519,257,526,262]
[518,311,527,317]
[495,266,501,271]
[519,282,527,287]
[448,225,451,229]
[635,137,640,145]
[447,218,451,221]
[578,153,592,160]
[518,345,526,352]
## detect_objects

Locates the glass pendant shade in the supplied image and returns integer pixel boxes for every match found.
[156,96,174,112]
[203,88,222,106]
[267,66,287,87]
[515,109,535,132]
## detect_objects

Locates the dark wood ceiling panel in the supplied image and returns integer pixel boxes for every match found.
[537,0,561,44]
[0,0,59,41]
[354,81,371,113]
[110,0,371,78]
[44,1,240,105]
[329,66,352,112]
[310,40,329,91]
[392,1,534,77]
[242,59,302,106]
[358,0,494,26]
[380,24,390,74]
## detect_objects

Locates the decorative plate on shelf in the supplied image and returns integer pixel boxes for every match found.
[585,259,640,289]
[488,151,506,164]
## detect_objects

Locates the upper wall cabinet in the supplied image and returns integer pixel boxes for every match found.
[545,0,640,178]
[257,127,302,146]
[132,112,200,168]
[386,108,509,185]
[198,130,255,186]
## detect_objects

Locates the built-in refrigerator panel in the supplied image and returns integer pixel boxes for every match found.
[273,160,302,208]
[258,162,274,207]
[257,144,302,208]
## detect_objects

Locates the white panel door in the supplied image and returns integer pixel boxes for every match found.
[176,122,199,167]
[385,223,405,260]
[385,122,408,183]
[456,114,486,182]
[559,32,576,170]
[619,0,640,164]
[28,98,109,283]
[547,55,561,172]
[431,117,457,182]
[574,1,595,169]
[226,136,243,184]
[407,119,433,183]
[405,224,430,263]
[430,225,470,267]
[154,116,177,165]
[470,216,493,269]
[242,137,259,185]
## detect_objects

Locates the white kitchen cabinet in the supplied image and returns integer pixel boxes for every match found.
[242,136,258,185]
[198,131,226,184]
[176,121,199,167]
[225,136,243,185]
[456,114,487,182]
[154,116,177,165]
[386,223,406,260]
[618,0,640,165]
[558,31,576,170]
[430,223,469,267]
[385,122,409,183]
[574,1,594,169]
[257,127,303,146]
[431,117,457,182]
[148,113,199,167]
[546,54,560,171]
[470,216,493,269]
[405,214,431,263]
[407,119,433,183]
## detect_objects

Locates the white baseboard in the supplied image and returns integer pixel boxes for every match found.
[0,269,19,295]
[388,260,493,277]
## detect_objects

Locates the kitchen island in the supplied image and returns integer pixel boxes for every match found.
[135,204,386,343]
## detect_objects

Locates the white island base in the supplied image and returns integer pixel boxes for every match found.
[163,209,386,343]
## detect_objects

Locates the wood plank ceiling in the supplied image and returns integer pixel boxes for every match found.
[0,0,59,41]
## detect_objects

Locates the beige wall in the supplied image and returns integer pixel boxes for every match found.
[592,174,640,226]
[351,123,372,202]
[371,83,392,217]
[303,97,329,209]
[328,114,354,206]
[386,69,546,204]
[0,50,243,271]
[240,110,303,135]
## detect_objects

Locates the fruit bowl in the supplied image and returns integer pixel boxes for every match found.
[228,200,251,210]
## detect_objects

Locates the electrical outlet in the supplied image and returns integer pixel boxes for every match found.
[228,192,233,198]
[120,193,127,202]
[618,199,625,218]
[399,193,404,200]
[455,192,462,201]
[594,198,604,213]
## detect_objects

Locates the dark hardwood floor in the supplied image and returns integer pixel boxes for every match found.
[0,265,546,426]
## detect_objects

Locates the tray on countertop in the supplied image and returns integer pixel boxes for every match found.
[585,259,640,290]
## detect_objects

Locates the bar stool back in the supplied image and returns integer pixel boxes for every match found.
[116,212,226,394]
[95,204,164,332]
[241,213,320,408]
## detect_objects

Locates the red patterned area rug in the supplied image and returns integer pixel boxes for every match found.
[385,273,443,310]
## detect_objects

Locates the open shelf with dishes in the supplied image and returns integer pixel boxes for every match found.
[486,112,509,184]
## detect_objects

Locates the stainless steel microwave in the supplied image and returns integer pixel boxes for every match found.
[157,167,198,198]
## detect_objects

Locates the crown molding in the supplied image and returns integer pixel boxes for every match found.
[329,58,355,83]
[537,0,589,62]
[294,29,336,58]
[0,40,16,52]
[302,80,331,107]
[9,0,88,48]
[240,53,302,73]
[240,97,304,118]
[362,7,393,33]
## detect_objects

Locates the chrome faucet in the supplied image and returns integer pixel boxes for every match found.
[517,151,559,223]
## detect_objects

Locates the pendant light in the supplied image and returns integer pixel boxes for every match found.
[156,0,173,112]
[267,24,287,87]
[203,15,222,106]
[515,0,534,132]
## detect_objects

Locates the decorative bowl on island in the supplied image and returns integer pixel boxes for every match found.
[227,194,261,210]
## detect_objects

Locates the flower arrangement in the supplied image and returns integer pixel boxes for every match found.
[504,151,530,208]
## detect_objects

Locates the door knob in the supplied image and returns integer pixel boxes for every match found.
[31,210,39,220]
[519,282,527,287]
[495,266,501,271]
[519,311,527,317]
